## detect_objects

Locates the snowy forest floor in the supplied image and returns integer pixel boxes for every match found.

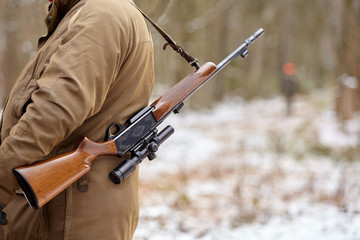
[134,89,360,240]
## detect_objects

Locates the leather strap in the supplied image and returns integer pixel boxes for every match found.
[130,1,200,70]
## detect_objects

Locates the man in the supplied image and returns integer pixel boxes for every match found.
[0,0,154,239]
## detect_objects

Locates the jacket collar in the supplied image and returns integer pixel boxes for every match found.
[45,0,81,34]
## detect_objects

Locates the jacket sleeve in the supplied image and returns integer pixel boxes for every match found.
[0,6,128,206]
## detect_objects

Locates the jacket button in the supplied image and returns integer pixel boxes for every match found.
[47,16,53,23]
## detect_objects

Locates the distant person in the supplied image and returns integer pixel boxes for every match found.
[281,62,297,115]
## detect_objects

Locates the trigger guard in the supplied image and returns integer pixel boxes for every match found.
[105,123,123,141]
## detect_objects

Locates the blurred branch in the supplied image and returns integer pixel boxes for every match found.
[184,0,238,33]
[156,0,175,25]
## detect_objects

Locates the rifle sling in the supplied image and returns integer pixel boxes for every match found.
[130,1,200,70]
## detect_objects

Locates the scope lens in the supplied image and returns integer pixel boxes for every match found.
[109,171,122,184]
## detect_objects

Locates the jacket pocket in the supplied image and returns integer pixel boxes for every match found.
[15,78,39,118]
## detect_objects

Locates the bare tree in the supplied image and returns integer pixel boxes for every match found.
[0,0,18,106]
[0,0,359,109]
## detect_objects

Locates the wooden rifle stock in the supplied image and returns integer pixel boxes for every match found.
[13,138,117,209]
[151,62,216,120]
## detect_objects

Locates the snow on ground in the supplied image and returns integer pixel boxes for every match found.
[1,89,359,239]
[135,89,360,240]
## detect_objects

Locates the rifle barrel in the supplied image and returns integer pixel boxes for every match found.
[216,28,264,73]
[178,28,264,106]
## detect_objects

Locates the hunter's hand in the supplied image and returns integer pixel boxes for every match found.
[0,205,8,225]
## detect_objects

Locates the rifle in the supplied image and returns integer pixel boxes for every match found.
[13,28,264,209]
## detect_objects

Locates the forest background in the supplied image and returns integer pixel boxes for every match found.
[0,0,359,109]
[1,0,360,239]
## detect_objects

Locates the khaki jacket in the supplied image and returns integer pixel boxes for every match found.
[0,0,154,239]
